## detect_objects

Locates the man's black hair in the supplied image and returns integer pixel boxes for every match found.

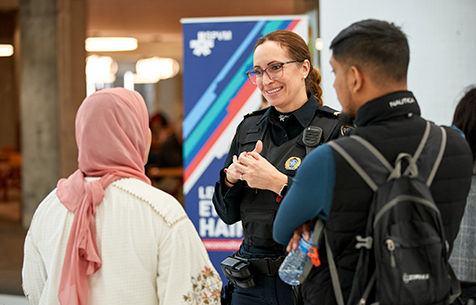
[330,19,410,83]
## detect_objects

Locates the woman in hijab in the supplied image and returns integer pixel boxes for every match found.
[22,88,222,305]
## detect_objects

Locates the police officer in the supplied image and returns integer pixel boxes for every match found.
[212,30,345,305]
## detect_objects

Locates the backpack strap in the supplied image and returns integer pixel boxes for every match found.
[327,121,446,190]
[327,136,390,191]
[390,122,447,184]
[297,218,325,283]
[297,218,345,305]
[449,264,462,304]
[426,126,447,186]
[324,230,345,305]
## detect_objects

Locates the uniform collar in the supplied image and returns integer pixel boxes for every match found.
[263,93,319,128]
[354,91,421,127]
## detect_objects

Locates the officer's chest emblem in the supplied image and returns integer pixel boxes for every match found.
[285,157,301,170]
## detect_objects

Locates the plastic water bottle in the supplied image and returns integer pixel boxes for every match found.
[278,234,313,285]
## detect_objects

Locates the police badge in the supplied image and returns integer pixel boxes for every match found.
[285,157,301,170]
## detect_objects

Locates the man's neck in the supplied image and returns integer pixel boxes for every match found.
[359,82,408,109]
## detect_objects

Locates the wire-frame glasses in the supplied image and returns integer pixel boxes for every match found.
[245,60,298,85]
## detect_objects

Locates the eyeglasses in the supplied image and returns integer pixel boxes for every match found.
[246,60,298,85]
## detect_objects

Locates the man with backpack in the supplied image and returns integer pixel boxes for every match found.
[273,19,473,305]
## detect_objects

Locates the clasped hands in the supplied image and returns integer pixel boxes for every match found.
[224,140,312,253]
[224,140,287,195]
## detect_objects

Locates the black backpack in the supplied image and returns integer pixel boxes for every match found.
[303,121,460,305]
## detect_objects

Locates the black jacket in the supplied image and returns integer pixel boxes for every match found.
[301,91,473,304]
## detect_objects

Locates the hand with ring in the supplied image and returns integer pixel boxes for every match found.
[223,162,242,187]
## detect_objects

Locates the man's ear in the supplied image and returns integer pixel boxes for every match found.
[348,66,363,93]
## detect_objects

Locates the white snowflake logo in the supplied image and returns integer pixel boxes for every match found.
[190,32,215,57]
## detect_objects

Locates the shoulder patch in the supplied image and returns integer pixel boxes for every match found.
[318,105,340,116]
[244,107,268,118]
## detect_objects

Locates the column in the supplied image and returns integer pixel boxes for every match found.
[19,0,86,227]
[57,0,87,178]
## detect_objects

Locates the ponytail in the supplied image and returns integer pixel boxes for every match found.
[306,66,323,106]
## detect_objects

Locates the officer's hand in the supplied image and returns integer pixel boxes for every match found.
[224,162,241,186]
[250,140,263,155]
[236,140,262,161]
[234,141,287,193]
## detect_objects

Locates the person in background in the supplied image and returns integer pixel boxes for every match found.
[22,88,221,305]
[149,112,172,151]
[450,86,476,305]
[146,112,173,169]
[147,118,184,203]
[147,117,183,169]
[273,19,473,305]
[212,30,344,305]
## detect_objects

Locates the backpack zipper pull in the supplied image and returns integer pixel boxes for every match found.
[386,239,396,267]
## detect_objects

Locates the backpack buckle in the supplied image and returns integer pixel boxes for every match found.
[356,236,373,249]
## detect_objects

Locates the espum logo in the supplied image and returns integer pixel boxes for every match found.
[189,30,233,57]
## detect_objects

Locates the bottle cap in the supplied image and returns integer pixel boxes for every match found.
[298,237,312,253]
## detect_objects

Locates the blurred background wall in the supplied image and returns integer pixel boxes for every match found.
[319,0,476,126]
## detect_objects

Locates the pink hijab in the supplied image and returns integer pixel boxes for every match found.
[56,88,151,305]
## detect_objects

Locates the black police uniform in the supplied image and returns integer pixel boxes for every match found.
[212,93,346,305]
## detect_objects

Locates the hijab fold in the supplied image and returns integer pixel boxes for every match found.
[56,88,151,305]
